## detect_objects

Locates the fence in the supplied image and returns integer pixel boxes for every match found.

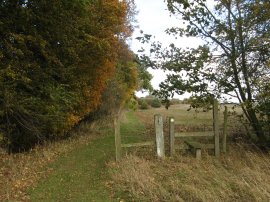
[169,100,228,159]
[114,100,228,161]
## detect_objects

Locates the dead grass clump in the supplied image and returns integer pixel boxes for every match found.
[109,156,171,201]
[109,144,270,201]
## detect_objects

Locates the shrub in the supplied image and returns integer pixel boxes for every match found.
[151,98,162,108]
[170,98,181,105]
[128,98,138,111]
[139,100,149,110]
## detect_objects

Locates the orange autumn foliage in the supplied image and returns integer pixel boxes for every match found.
[0,0,138,151]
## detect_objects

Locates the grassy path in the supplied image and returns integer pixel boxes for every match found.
[29,111,147,201]
[29,134,114,201]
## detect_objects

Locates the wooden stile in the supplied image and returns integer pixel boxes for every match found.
[169,99,222,159]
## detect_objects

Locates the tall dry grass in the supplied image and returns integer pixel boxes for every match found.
[109,144,270,201]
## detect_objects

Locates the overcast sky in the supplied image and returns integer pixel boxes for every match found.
[131,0,203,98]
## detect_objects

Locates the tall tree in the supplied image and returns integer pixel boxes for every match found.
[139,0,270,146]
[0,0,136,152]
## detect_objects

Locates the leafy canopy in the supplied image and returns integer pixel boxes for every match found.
[0,0,137,152]
[138,0,270,146]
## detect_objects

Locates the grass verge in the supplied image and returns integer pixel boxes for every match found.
[0,117,116,201]
[109,145,270,201]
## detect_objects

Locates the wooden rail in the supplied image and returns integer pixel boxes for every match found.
[175,131,214,138]
[121,141,155,148]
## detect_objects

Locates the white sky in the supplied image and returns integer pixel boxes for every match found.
[130,0,203,99]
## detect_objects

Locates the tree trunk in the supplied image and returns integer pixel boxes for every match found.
[246,105,267,147]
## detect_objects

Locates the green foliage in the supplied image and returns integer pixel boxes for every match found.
[139,100,149,110]
[151,98,162,108]
[138,0,270,147]
[127,97,139,111]
[0,0,137,152]
[135,55,153,92]
[256,81,270,131]
[187,95,214,111]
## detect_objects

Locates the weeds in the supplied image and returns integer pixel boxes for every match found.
[109,145,270,201]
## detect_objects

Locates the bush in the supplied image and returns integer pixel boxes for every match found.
[170,98,181,105]
[139,100,149,110]
[128,98,138,111]
[151,98,162,108]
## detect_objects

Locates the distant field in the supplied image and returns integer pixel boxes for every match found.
[136,103,245,135]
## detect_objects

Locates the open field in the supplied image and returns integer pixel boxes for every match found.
[135,104,247,142]
[137,104,241,126]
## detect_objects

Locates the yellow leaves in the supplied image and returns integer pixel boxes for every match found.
[67,114,81,128]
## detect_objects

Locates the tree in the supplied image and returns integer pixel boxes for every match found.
[138,0,270,147]
[0,0,136,152]
[88,41,139,118]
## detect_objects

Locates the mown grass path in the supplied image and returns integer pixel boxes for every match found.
[29,133,114,201]
[29,111,147,201]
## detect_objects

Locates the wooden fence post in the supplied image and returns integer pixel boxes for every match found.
[169,117,175,156]
[213,99,220,157]
[154,114,165,159]
[114,116,121,161]
[222,106,228,153]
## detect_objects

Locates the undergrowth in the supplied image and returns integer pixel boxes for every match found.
[109,144,270,201]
